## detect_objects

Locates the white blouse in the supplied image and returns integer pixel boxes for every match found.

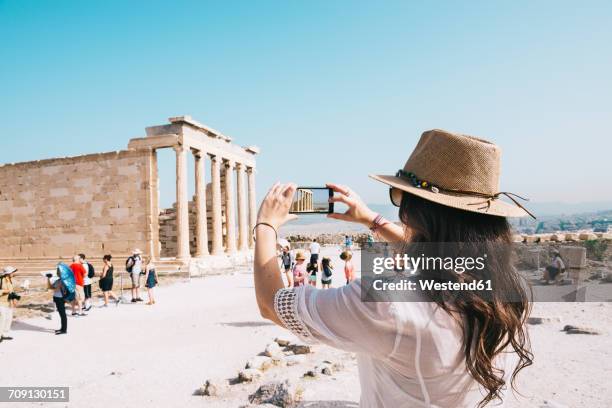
[274,280,517,408]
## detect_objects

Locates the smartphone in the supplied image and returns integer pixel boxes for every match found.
[289,187,334,214]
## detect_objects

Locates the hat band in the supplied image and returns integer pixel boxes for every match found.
[395,169,536,219]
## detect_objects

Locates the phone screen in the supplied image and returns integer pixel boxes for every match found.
[289,187,333,214]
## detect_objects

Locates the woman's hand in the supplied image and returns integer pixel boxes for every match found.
[257,182,298,230]
[326,183,377,226]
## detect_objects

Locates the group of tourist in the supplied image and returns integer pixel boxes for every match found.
[279,238,356,288]
[0,249,159,340]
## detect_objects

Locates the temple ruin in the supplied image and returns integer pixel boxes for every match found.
[291,189,313,212]
[0,116,258,274]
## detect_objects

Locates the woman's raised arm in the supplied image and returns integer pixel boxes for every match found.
[254,183,297,325]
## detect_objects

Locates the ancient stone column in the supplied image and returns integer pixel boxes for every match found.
[194,151,209,257]
[236,163,248,251]
[247,167,256,248]
[210,155,223,255]
[174,145,190,260]
[224,160,237,253]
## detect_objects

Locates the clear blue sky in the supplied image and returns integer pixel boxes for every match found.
[1,0,611,209]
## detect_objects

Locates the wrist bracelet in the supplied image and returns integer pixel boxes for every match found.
[370,214,389,233]
[253,222,278,242]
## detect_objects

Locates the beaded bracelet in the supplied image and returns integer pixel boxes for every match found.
[370,214,389,233]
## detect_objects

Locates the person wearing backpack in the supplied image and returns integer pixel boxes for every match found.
[79,253,94,311]
[321,257,334,289]
[47,269,69,335]
[126,249,144,303]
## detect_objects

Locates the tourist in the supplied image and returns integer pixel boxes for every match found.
[69,255,87,316]
[344,235,353,251]
[321,257,333,289]
[144,258,158,305]
[366,233,374,248]
[47,269,68,335]
[79,253,94,311]
[291,252,307,287]
[340,250,355,285]
[0,266,17,342]
[99,255,119,306]
[280,246,294,287]
[253,130,534,407]
[309,239,320,270]
[543,250,566,284]
[126,249,144,302]
[306,261,318,287]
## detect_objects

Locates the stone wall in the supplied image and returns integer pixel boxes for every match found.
[0,150,155,260]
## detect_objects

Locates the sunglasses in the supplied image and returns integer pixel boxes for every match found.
[389,187,403,207]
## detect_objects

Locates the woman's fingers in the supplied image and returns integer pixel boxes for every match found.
[329,195,353,206]
[270,182,284,197]
[281,183,297,198]
[265,182,281,200]
[327,212,351,221]
[326,183,350,196]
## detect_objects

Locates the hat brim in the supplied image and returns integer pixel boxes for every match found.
[369,174,530,218]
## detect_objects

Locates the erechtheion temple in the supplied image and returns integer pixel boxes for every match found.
[0,116,258,275]
[290,189,313,212]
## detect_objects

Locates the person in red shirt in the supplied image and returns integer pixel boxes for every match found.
[69,255,87,316]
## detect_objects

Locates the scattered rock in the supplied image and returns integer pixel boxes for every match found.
[248,380,303,407]
[246,356,273,371]
[238,369,263,383]
[321,366,333,376]
[527,316,562,325]
[287,344,311,355]
[199,378,229,396]
[332,362,345,372]
[239,404,278,408]
[303,366,320,378]
[264,342,283,358]
[285,355,306,366]
[562,325,601,335]
[274,337,292,347]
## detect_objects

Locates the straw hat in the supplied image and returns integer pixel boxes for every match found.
[340,251,352,261]
[1,266,18,277]
[370,129,535,218]
[295,251,306,261]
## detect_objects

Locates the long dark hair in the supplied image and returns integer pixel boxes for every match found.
[399,192,532,407]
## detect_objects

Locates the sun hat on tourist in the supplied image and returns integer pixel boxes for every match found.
[369,129,535,218]
[295,252,306,261]
[1,266,18,277]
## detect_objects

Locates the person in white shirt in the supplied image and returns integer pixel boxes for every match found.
[126,249,144,302]
[308,239,321,266]
[543,251,566,284]
[79,254,93,311]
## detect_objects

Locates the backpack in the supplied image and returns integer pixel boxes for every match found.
[323,266,332,278]
[87,262,95,279]
[126,256,134,273]
[61,284,75,302]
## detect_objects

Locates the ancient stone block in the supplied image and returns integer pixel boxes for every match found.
[559,246,586,269]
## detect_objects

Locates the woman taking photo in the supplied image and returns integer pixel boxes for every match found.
[254,129,534,407]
